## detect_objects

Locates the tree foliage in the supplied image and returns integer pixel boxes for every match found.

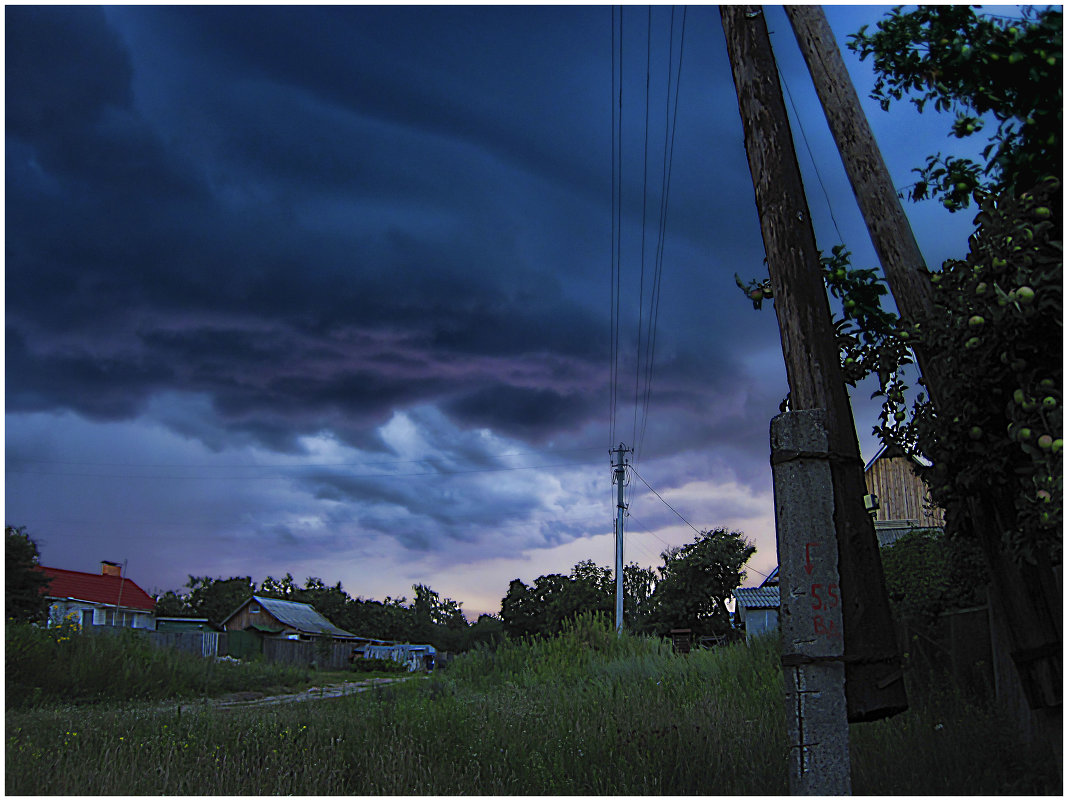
[500,562,615,639]
[500,529,756,640]
[641,528,756,637]
[849,5,1061,211]
[5,526,52,623]
[880,528,989,621]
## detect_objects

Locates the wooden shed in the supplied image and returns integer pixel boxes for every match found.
[220,596,357,642]
[863,444,945,545]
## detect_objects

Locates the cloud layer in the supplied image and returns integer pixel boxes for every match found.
[6,6,982,614]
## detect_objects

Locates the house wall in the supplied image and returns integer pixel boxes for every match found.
[865,453,945,526]
[743,607,779,640]
[48,600,153,629]
[223,600,294,634]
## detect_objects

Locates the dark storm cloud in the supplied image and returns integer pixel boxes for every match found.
[7,4,647,451]
[132,6,612,200]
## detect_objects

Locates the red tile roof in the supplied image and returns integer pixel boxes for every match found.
[37,566,156,612]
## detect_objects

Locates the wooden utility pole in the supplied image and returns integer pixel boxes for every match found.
[785,5,1061,726]
[721,5,906,723]
[783,5,935,331]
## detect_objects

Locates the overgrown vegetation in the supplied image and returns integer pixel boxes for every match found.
[5,618,312,708]
[6,613,1059,795]
[879,528,989,621]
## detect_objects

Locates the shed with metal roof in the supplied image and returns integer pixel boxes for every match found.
[220,596,358,641]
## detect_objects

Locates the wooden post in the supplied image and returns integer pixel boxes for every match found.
[772,410,851,794]
[785,4,1062,724]
[783,6,935,334]
[720,5,906,722]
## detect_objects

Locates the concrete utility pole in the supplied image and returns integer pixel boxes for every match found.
[611,443,631,634]
[772,410,851,794]
[720,5,906,723]
[786,5,1061,724]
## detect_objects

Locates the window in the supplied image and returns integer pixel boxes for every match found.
[81,609,95,627]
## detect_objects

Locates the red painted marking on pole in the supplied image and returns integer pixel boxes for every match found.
[811,583,823,610]
[804,542,817,575]
[813,615,842,639]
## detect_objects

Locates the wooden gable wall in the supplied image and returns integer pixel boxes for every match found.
[224,599,295,634]
[865,451,945,526]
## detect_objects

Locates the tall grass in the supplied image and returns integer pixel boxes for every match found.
[6,620,311,707]
[6,612,1060,795]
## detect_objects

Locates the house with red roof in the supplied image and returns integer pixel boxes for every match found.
[38,561,156,630]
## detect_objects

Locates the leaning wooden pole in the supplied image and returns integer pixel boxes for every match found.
[721,5,906,722]
[785,4,1061,725]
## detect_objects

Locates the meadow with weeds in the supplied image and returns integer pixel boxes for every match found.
[7,618,320,708]
[6,613,1060,795]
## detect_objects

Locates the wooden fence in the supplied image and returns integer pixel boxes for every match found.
[83,624,356,669]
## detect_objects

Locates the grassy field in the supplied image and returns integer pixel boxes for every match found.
[6,614,1060,795]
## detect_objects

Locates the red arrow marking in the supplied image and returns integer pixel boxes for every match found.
[804,542,817,575]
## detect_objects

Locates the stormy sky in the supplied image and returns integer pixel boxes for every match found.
[6,5,986,617]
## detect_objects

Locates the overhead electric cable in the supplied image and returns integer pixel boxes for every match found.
[632,5,653,447]
[628,465,702,535]
[609,4,625,448]
[609,4,619,446]
[774,52,846,244]
[636,5,687,463]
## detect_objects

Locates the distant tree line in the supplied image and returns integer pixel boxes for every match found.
[501,528,756,639]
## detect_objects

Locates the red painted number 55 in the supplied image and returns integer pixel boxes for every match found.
[810,582,839,610]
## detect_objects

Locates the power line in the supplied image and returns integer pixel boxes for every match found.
[636,5,687,463]
[609,4,624,448]
[628,465,702,535]
[775,57,846,245]
[632,4,653,448]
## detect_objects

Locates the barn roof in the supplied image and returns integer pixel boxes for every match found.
[734,585,780,610]
[863,442,933,472]
[226,596,357,639]
[37,566,156,611]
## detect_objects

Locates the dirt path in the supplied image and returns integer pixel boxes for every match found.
[181,675,419,712]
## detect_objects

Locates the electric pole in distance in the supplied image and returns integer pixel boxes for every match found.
[611,443,631,635]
